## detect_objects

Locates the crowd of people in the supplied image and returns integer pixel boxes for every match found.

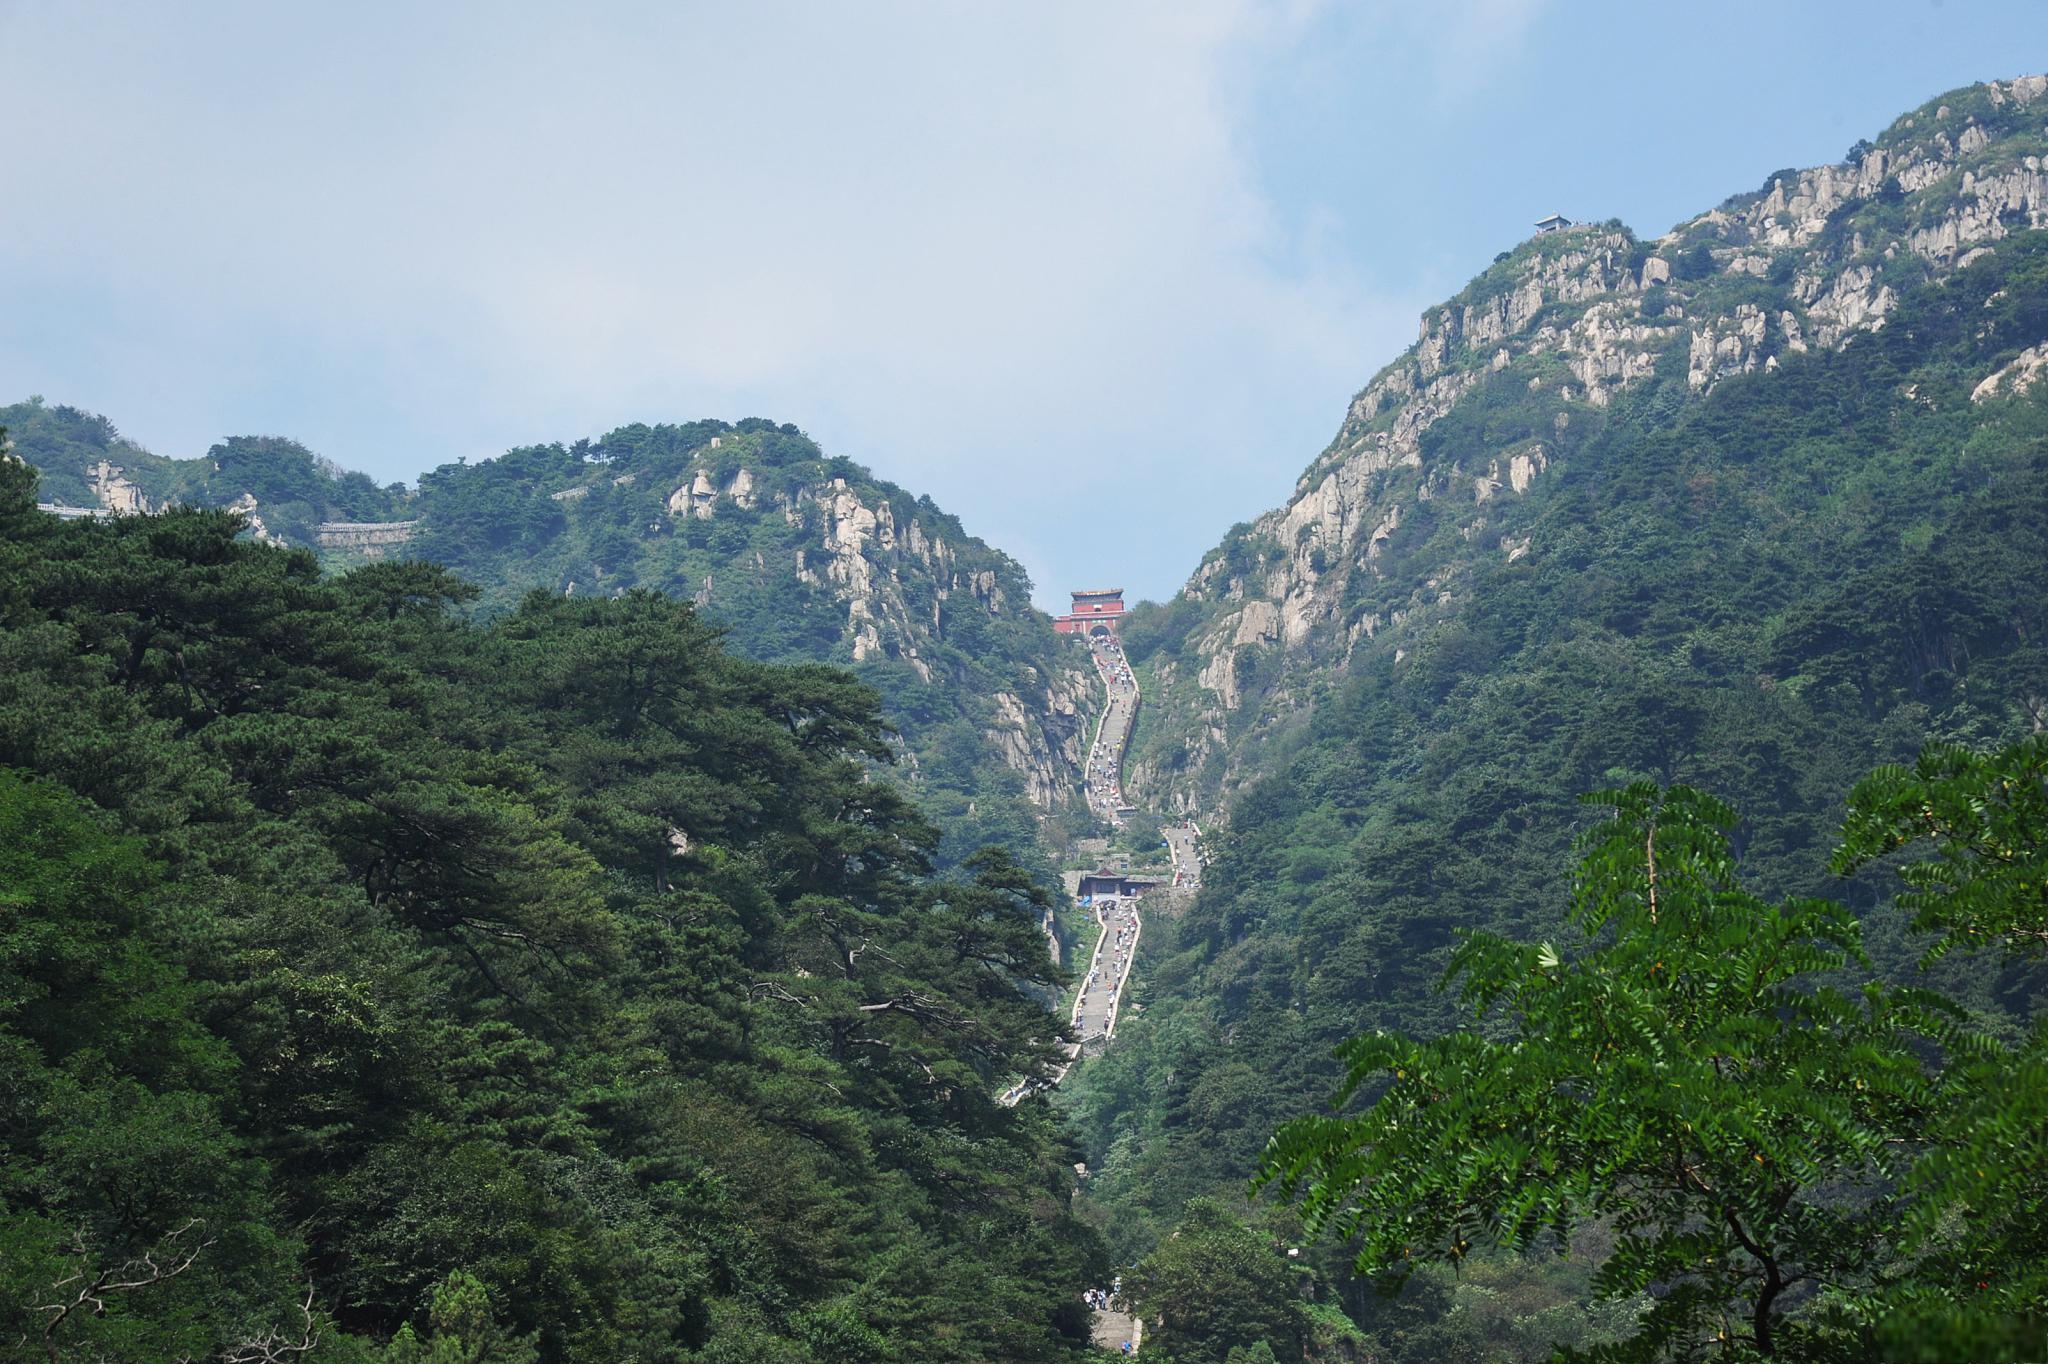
[1084,631,1138,820]
[1074,897,1139,1040]
[1166,820,1203,889]
[1084,1277,1135,1352]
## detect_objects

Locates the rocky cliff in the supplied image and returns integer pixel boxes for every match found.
[399,420,1099,830]
[651,432,1098,815]
[1124,75,2048,814]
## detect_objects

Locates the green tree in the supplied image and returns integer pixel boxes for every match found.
[1133,1198,1306,1364]
[0,770,305,1362]
[381,1269,541,1364]
[1832,737,2048,1360]
[1832,736,2048,958]
[0,495,1105,1360]
[1259,784,1950,1360]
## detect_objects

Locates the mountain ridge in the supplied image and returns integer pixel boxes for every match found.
[1058,77,2048,1353]
[1123,74,2048,816]
[4,404,1098,871]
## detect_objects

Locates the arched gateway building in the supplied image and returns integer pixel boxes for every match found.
[1053,588,1125,636]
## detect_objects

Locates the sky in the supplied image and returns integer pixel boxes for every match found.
[1,0,2037,607]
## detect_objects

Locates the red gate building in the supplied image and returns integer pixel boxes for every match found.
[1053,588,1125,635]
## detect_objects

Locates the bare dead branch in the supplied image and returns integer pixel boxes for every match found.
[746,979,810,1008]
[218,1282,319,1363]
[37,1220,212,1364]
[846,1035,940,1083]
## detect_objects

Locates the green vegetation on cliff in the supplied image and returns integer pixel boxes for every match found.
[3,405,1096,877]
[1066,223,2048,1360]
[1121,78,2048,816]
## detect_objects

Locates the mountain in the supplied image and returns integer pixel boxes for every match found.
[404,421,1095,839]
[1122,74,2048,814]
[3,405,1097,871]
[1066,76,2048,1356]
[11,69,2048,1362]
[6,399,408,542]
[0,459,1105,1360]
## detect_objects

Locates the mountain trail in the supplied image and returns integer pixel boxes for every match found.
[1063,626,1205,1350]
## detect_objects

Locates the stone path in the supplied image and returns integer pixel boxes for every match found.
[1000,892,1142,1106]
[1012,621,1209,1349]
[1162,821,1203,889]
[1084,634,1139,823]
[1090,1303,1141,1353]
[1071,897,1140,1048]
[1072,634,1206,1352]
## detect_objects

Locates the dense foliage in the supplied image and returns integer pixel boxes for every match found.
[1261,748,2047,1360]
[3,407,1092,878]
[1063,232,2048,1357]
[0,454,1103,1361]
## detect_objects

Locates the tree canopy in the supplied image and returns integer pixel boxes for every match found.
[1260,750,2048,1361]
[0,449,1104,1361]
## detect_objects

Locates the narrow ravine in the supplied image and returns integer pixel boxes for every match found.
[1003,624,1201,1107]
[1063,623,1205,1351]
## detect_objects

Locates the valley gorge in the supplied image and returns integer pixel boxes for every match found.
[6,72,2048,1364]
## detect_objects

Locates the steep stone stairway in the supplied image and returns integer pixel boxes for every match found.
[1083,633,1139,822]
[1063,626,1205,1351]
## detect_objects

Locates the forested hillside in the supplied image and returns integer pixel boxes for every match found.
[1123,75,2048,813]
[3,405,1096,874]
[0,457,1103,1361]
[402,420,1096,865]
[1066,83,2048,1360]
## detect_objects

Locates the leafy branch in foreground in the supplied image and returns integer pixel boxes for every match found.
[1832,734,2048,959]
[1257,783,1958,1361]
[1832,736,2048,1360]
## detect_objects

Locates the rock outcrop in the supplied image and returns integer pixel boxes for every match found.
[1973,341,2048,402]
[87,458,151,514]
[1127,75,2048,815]
[665,456,1094,810]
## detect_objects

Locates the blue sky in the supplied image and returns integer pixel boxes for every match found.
[0,0,2035,607]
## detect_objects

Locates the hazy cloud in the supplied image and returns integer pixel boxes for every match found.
[4,0,2021,602]
[1,1,1483,601]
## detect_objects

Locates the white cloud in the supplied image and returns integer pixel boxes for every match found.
[0,0,1532,603]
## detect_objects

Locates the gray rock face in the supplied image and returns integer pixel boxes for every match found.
[1129,75,2048,816]
[87,458,151,514]
[1972,342,2048,402]
[670,462,1094,812]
